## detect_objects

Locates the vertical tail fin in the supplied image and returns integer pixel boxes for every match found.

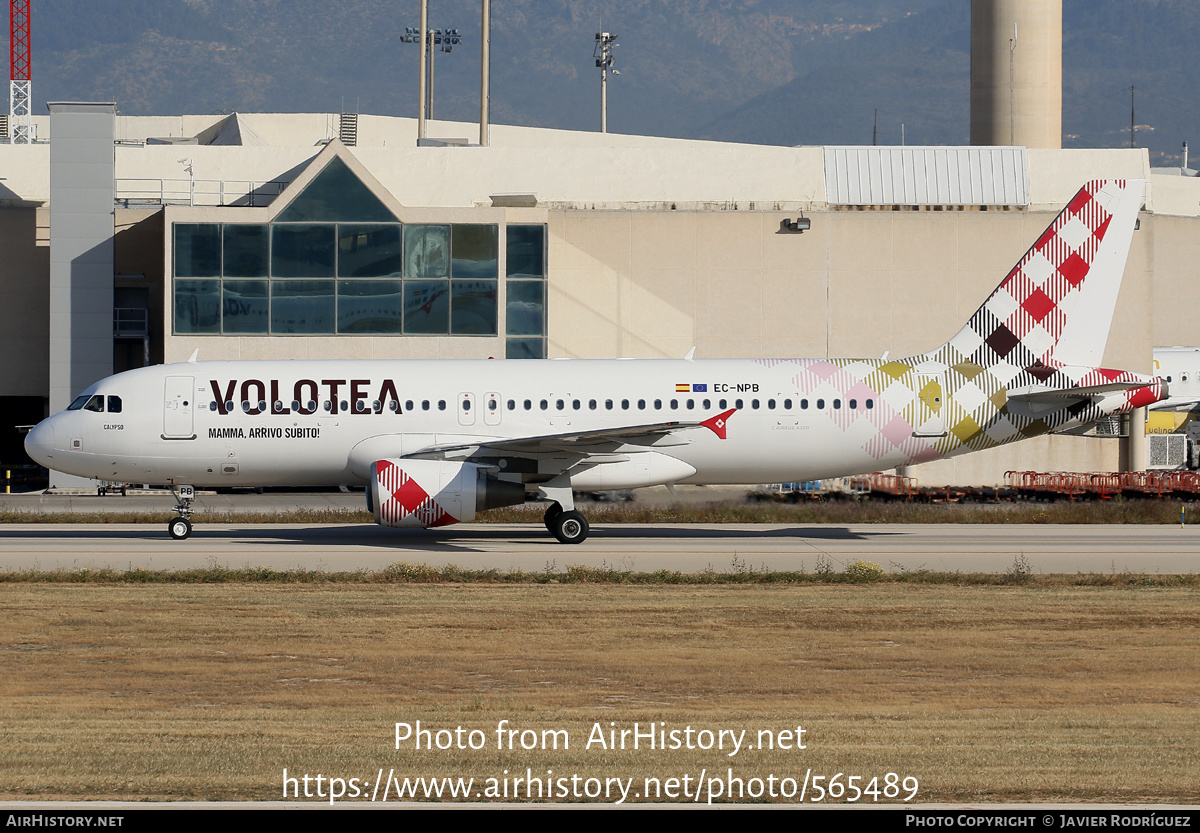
[940,179,1145,383]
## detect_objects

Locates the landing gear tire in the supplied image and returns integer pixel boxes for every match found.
[168,516,192,540]
[551,510,589,545]
[543,502,564,533]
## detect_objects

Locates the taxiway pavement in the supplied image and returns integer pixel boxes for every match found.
[0,521,1195,574]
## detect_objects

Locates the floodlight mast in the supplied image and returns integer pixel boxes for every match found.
[9,0,32,144]
[480,0,490,146]
[416,0,427,141]
[403,23,462,124]
[593,31,617,133]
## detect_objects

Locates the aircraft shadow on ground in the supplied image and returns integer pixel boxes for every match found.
[0,523,890,557]
[263,523,894,553]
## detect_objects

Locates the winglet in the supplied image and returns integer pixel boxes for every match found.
[684,346,696,361]
[700,408,736,440]
[187,349,199,364]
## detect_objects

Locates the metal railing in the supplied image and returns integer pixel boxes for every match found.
[115,177,288,207]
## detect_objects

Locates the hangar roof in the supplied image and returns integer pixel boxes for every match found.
[0,111,1183,214]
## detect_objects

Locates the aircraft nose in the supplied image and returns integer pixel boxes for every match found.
[24,419,55,467]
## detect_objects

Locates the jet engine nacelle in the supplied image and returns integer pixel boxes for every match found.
[367,458,525,529]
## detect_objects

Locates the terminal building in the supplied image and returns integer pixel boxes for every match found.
[2,103,1199,488]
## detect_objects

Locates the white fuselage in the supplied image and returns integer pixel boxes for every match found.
[26,357,941,489]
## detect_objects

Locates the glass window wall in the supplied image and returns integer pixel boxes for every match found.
[173,220,527,338]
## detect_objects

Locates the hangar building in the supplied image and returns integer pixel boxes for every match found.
[2,107,1199,487]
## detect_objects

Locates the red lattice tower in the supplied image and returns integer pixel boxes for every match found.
[10,0,29,81]
[9,0,32,142]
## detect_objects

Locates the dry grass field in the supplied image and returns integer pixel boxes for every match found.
[2,582,1197,804]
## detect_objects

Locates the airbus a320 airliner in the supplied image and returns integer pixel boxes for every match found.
[25,180,1165,544]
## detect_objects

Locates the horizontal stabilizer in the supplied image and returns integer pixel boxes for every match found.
[1008,381,1154,403]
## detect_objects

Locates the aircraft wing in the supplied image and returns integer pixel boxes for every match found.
[408,408,737,458]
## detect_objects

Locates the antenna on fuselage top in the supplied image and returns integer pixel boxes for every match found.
[683,347,696,361]
[187,349,199,363]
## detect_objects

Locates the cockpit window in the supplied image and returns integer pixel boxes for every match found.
[107,396,122,414]
[67,395,90,411]
[83,395,104,412]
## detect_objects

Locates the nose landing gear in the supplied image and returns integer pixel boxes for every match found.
[168,485,196,540]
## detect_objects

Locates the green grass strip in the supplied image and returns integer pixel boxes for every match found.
[2,559,1196,586]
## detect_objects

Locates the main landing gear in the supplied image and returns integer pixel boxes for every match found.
[168,484,196,540]
[543,502,589,545]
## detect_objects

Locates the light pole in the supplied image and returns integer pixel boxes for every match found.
[593,31,618,133]
[403,26,462,121]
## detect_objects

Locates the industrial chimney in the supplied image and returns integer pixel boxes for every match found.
[970,0,1062,148]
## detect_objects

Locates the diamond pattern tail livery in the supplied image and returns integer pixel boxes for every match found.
[912,179,1161,457]
[944,179,1142,376]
